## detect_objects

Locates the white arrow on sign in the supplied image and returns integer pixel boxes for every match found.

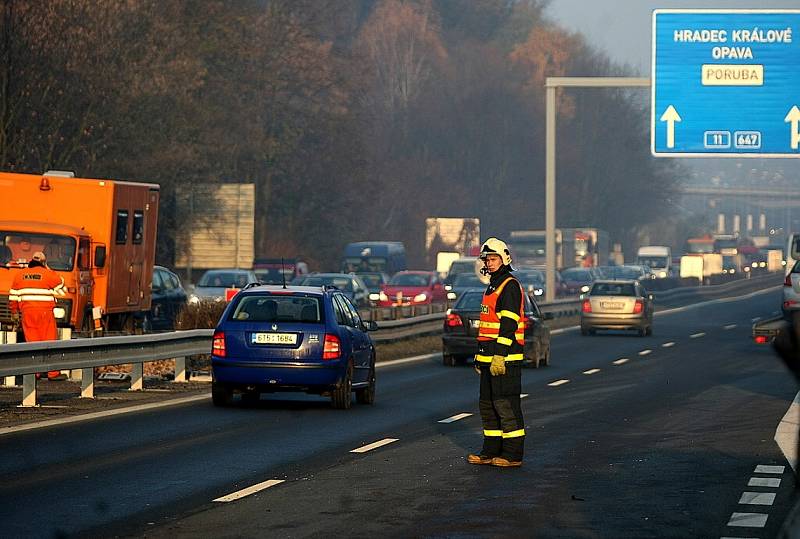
[659,105,682,149]
[785,105,800,150]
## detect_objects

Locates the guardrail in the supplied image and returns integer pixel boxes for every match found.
[0,272,780,407]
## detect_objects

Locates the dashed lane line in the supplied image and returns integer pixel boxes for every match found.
[213,479,285,503]
[438,413,472,424]
[727,512,768,528]
[661,342,675,348]
[748,477,781,488]
[582,369,601,375]
[738,492,776,506]
[612,358,629,365]
[638,349,652,356]
[351,438,399,453]
[724,324,737,330]
[690,332,706,339]
[547,379,570,387]
[752,317,761,323]
[520,393,529,398]
[755,465,785,474]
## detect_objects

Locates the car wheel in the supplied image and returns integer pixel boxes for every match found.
[331,361,353,410]
[442,349,457,367]
[637,327,646,337]
[645,325,653,337]
[541,345,550,367]
[212,382,233,407]
[580,326,590,336]
[356,362,376,405]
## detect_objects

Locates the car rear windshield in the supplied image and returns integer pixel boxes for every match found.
[230,295,323,323]
[455,291,485,310]
[390,273,430,286]
[591,283,636,296]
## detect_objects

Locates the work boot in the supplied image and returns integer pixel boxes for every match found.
[467,453,494,465]
[491,457,522,467]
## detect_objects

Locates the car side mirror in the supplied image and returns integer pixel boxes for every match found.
[543,312,554,320]
[94,245,106,268]
[365,320,379,331]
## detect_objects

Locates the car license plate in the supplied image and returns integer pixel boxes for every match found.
[600,301,624,310]
[251,332,297,345]
[470,320,480,328]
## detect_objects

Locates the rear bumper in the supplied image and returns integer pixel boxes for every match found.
[581,313,648,330]
[211,358,345,392]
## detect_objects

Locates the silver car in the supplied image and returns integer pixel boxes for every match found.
[189,269,259,304]
[783,260,800,320]
[580,279,654,337]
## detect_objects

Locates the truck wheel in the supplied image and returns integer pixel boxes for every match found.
[331,362,353,409]
[212,382,233,407]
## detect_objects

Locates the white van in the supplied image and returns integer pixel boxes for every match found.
[636,246,673,278]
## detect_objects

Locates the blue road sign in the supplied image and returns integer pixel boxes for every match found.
[652,9,800,157]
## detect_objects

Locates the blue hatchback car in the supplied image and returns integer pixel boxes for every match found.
[211,285,378,409]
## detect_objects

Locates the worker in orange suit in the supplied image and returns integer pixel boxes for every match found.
[8,251,66,380]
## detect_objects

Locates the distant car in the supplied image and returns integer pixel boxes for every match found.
[147,265,187,330]
[376,270,447,307]
[189,269,259,304]
[446,272,485,301]
[444,257,479,285]
[442,289,552,367]
[515,268,545,298]
[580,279,654,337]
[783,260,800,320]
[599,265,654,284]
[293,273,371,308]
[357,271,391,302]
[253,258,307,285]
[560,267,599,296]
[210,284,378,409]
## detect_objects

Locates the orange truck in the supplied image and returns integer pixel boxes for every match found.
[0,171,159,333]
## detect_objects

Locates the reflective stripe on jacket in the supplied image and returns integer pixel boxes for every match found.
[9,266,65,313]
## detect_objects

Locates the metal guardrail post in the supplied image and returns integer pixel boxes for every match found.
[21,374,37,407]
[81,368,94,399]
[130,363,144,391]
[2,330,17,386]
[174,357,187,382]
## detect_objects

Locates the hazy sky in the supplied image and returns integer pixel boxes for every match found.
[544,1,800,75]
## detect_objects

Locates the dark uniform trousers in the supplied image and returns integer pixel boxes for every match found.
[479,363,524,461]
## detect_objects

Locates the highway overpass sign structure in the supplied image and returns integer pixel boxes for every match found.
[651,9,800,157]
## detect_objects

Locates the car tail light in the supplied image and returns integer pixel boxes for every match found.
[785,273,793,287]
[754,335,769,344]
[446,313,463,327]
[581,299,591,313]
[212,331,226,357]
[323,333,341,360]
[633,300,644,314]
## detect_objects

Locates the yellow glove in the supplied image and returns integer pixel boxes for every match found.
[490,355,506,376]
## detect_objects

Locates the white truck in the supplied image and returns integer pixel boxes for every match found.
[680,253,723,283]
[636,245,673,278]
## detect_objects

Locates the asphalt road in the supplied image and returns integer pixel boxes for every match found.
[1,286,797,538]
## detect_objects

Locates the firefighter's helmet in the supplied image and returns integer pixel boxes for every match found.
[479,237,513,268]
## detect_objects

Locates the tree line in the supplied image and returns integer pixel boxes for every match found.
[0,0,682,270]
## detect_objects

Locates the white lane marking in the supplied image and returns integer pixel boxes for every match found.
[748,477,781,488]
[214,479,284,503]
[547,379,570,387]
[612,358,629,365]
[727,512,768,528]
[724,324,737,330]
[583,369,601,375]
[661,342,675,348]
[439,413,472,424]
[775,390,800,472]
[638,349,652,356]
[520,393,529,398]
[754,464,785,474]
[690,332,706,339]
[751,317,761,323]
[378,353,438,368]
[351,438,399,453]
[739,492,776,506]
[0,394,211,437]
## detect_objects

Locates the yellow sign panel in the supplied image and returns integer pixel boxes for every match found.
[701,64,763,86]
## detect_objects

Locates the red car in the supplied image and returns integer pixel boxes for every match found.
[376,270,447,307]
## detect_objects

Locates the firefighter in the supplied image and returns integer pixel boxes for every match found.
[467,237,526,467]
[9,251,66,380]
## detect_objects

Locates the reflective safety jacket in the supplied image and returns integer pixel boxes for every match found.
[476,271,525,363]
[9,265,66,314]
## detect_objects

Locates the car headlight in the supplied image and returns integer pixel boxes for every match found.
[658,271,667,278]
[53,307,67,319]
[730,268,735,274]
[744,266,751,272]
[188,294,200,305]
[722,269,728,274]
[580,285,590,293]
[414,293,428,302]
[369,293,380,302]
[782,260,787,266]
[379,291,388,302]
[752,262,758,268]
[534,288,543,296]
[759,262,766,268]
[447,292,457,300]
[444,284,453,291]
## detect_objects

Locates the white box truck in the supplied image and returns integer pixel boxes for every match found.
[636,246,673,278]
